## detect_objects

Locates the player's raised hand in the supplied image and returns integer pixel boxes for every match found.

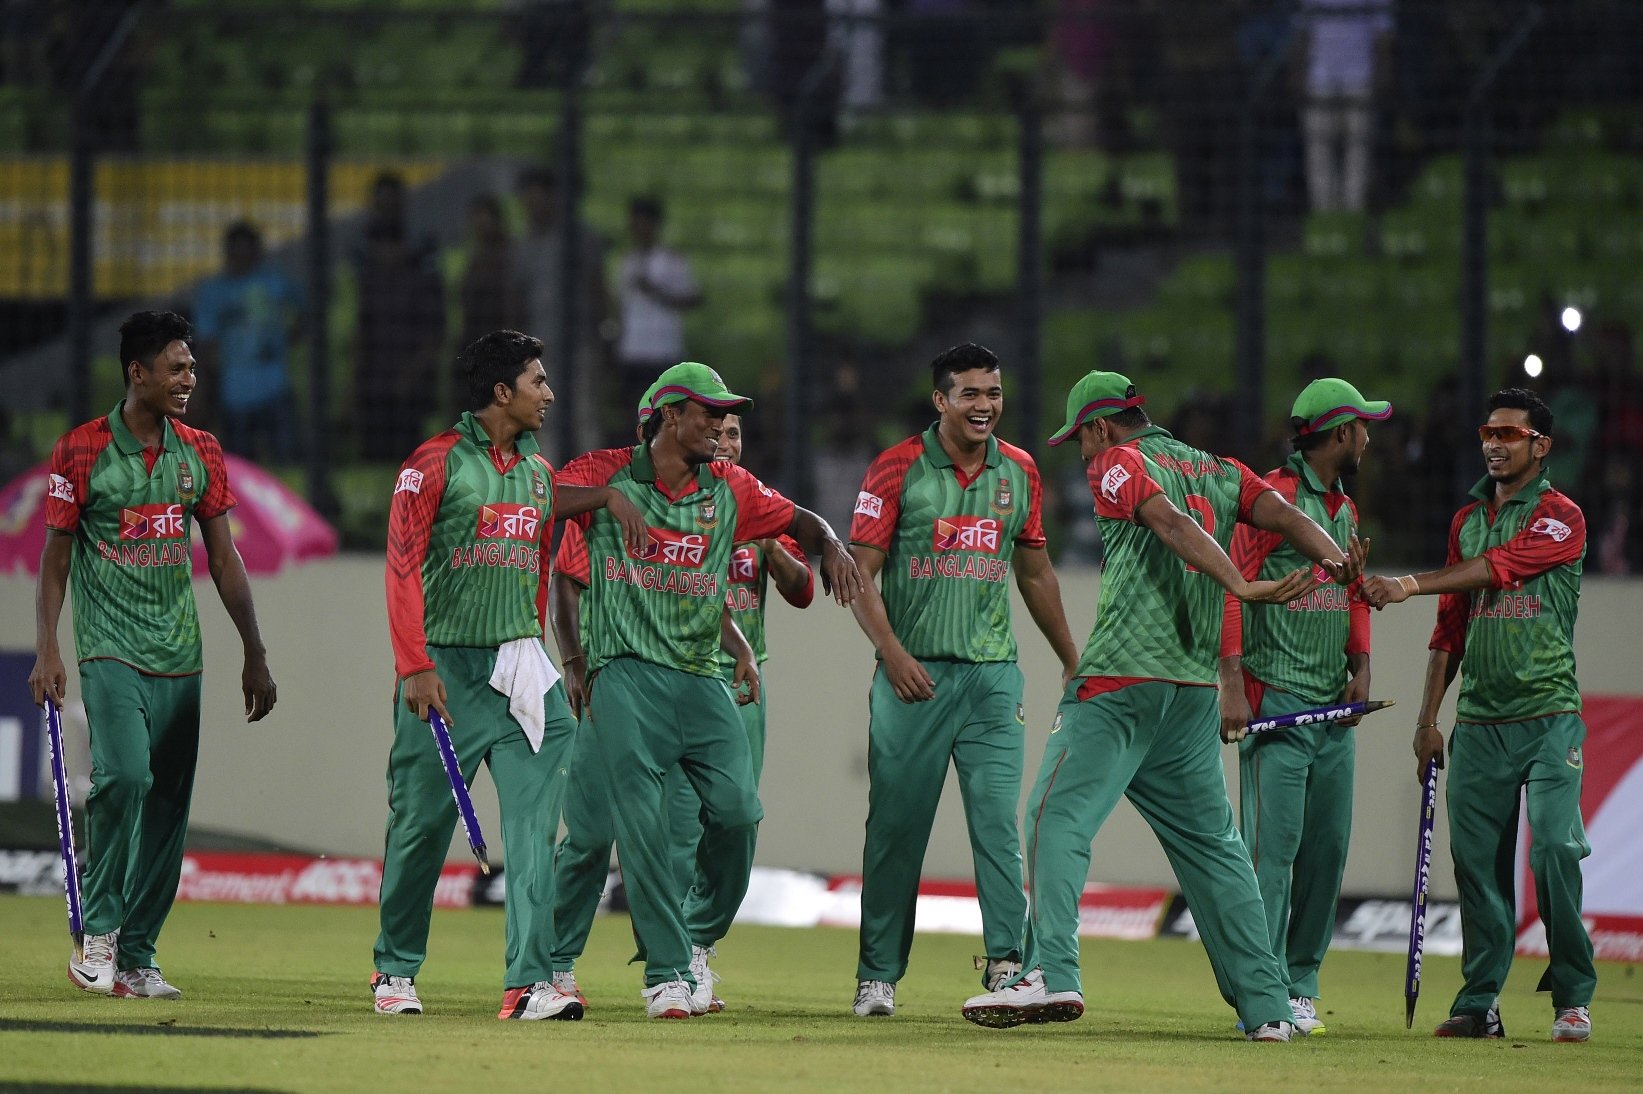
[882,647,936,703]
[242,652,276,722]
[402,669,453,727]
[28,649,67,708]
[1238,565,1313,605]
[1321,534,1368,586]
[820,539,864,606]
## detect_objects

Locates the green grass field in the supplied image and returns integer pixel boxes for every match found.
[1,895,1639,1091]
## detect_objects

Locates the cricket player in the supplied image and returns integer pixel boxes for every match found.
[30,310,277,1000]
[847,343,1080,1019]
[1363,387,1595,1044]
[961,370,1362,1042]
[371,330,644,1021]
[557,361,859,1019]
[1219,377,1390,1035]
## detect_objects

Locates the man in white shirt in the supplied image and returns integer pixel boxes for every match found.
[615,196,703,433]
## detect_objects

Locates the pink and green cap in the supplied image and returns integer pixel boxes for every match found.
[1047,370,1146,446]
[648,361,752,414]
[636,378,663,424]
[1291,377,1392,435]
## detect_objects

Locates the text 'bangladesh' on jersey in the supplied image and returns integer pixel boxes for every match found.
[1080,427,1273,685]
[1221,452,1370,705]
[850,426,1046,662]
[44,403,236,675]
[1429,470,1584,723]
[561,444,796,678]
[386,413,556,677]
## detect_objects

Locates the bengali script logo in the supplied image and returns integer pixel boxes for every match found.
[932,515,1002,554]
[120,504,187,540]
[476,503,541,542]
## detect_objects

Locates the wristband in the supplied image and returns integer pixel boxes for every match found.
[562,654,585,664]
[1415,721,1438,728]
[1396,574,1420,597]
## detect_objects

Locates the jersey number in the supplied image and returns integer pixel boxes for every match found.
[1182,495,1216,574]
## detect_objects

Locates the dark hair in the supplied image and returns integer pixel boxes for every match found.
[1108,406,1150,429]
[1488,387,1554,436]
[224,220,261,247]
[517,166,558,192]
[629,195,664,222]
[119,311,192,376]
[931,342,999,394]
[1289,426,1334,452]
[640,410,663,441]
[458,330,546,411]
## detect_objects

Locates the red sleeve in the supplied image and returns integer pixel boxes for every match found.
[721,462,797,542]
[1429,504,1474,654]
[179,425,236,521]
[554,520,591,587]
[1220,469,1290,658]
[1345,497,1370,656]
[1000,442,1047,549]
[1482,492,1586,588]
[848,438,918,552]
[532,454,556,633]
[385,434,457,678]
[1225,458,1277,525]
[774,533,814,608]
[43,422,108,533]
[1089,444,1163,522]
[556,447,634,531]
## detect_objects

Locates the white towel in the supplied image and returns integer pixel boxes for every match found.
[488,637,562,753]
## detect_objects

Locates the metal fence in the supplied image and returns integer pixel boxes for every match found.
[2,1,1640,568]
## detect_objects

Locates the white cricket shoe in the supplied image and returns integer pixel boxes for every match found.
[1289,997,1326,1036]
[551,970,586,1006]
[113,967,182,1000]
[68,932,118,995]
[853,979,895,1017]
[1247,1020,1296,1042]
[982,957,1022,992]
[1552,1005,1591,1043]
[642,979,695,1020]
[498,981,583,1021]
[689,945,723,1014]
[962,967,1083,1029]
[371,972,423,1015]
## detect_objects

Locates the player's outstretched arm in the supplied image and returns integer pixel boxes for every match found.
[846,545,934,702]
[1135,494,1313,604]
[28,530,72,707]
[1362,556,1494,608]
[1012,546,1081,684]
[199,513,277,723]
[1246,489,1361,584]
[785,505,863,605]
[554,484,647,551]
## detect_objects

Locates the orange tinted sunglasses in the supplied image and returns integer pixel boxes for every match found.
[1478,424,1543,442]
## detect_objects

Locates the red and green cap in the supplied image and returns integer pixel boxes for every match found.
[1291,377,1392,435]
[1047,370,1146,447]
[636,378,663,424]
[649,362,752,413]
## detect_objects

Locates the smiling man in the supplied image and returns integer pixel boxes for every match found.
[29,310,277,1001]
[371,329,643,1022]
[1362,387,1596,1044]
[846,343,1081,1018]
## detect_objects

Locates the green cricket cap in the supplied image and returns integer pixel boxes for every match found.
[1047,370,1145,447]
[1291,377,1392,435]
[649,362,752,413]
[636,378,663,423]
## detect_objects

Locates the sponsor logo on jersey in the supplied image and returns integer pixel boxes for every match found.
[696,499,718,530]
[395,468,424,495]
[120,504,188,540]
[1100,464,1131,502]
[48,473,74,504]
[855,491,883,518]
[991,478,1014,516]
[177,466,195,501]
[1015,704,1026,724]
[630,526,710,568]
[1530,516,1573,542]
[477,503,541,542]
[730,544,758,583]
[1566,747,1582,770]
[933,515,1002,554]
[1050,712,1063,734]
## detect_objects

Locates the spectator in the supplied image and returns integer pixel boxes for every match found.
[614,196,702,429]
[192,222,303,464]
[355,221,446,461]
[1300,0,1392,213]
[513,166,611,455]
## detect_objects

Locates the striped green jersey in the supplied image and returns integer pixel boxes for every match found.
[1430,470,1584,723]
[386,413,555,676]
[1079,427,1273,684]
[849,426,1046,662]
[43,403,237,675]
[559,445,796,678]
[1222,452,1370,705]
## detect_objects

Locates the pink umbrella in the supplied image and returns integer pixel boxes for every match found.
[0,454,339,577]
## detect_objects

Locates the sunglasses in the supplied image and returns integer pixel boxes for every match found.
[1477,425,1543,443]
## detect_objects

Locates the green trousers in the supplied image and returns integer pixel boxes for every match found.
[587,657,762,988]
[1446,713,1596,1016]
[857,660,1027,985]
[373,645,576,990]
[1021,681,1290,1031]
[1237,681,1354,1000]
[79,659,202,969]
[551,671,765,972]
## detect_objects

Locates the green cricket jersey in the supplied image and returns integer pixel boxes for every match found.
[559,444,797,678]
[849,426,1046,662]
[1079,427,1273,685]
[386,413,556,677]
[1222,452,1370,705]
[1430,470,1584,723]
[44,402,237,675]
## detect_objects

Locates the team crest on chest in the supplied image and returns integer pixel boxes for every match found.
[176,465,195,502]
[990,477,1013,516]
[696,498,719,530]
[531,470,548,501]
